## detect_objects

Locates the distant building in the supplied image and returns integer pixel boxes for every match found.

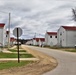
[26,39,33,45]
[32,38,39,46]
[0,23,6,46]
[39,38,45,47]
[32,38,45,46]
[10,37,16,46]
[57,26,76,47]
[45,32,57,46]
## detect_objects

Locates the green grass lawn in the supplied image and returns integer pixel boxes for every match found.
[0,46,35,70]
[0,53,34,58]
[8,49,26,52]
[0,61,33,70]
[65,49,76,52]
[44,46,76,52]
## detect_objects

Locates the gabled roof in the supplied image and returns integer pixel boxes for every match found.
[47,32,57,35]
[10,37,15,41]
[0,23,5,27]
[10,37,17,42]
[40,38,45,42]
[62,26,76,31]
[33,38,45,42]
[33,38,39,42]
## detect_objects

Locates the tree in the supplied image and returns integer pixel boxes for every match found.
[72,8,76,21]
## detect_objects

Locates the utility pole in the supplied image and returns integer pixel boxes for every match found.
[8,13,10,49]
[34,33,36,38]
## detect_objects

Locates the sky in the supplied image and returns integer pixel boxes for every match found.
[0,0,76,39]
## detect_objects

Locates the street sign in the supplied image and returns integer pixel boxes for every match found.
[13,27,22,37]
[13,27,22,63]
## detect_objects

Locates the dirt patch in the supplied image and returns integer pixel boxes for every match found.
[0,45,58,75]
[9,46,17,49]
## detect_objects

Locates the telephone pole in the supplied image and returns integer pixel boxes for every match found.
[8,13,11,49]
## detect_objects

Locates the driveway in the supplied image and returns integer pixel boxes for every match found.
[27,46,76,75]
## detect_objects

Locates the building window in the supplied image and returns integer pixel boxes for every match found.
[50,36,52,38]
[55,36,57,38]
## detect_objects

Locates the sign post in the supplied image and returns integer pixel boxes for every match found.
[13,27,22,63]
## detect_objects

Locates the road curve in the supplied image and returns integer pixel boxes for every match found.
[26,45,76,75]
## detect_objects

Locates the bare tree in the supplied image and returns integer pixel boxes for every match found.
[72,8,76,21]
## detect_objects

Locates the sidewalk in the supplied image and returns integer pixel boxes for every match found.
[0,58,39,61]
[0,48,39,61]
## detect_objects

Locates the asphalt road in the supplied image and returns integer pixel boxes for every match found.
[27,45,76,75]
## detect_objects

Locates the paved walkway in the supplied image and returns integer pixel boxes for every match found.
[0,58,39,61]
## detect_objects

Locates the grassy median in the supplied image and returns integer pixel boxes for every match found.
[8,49,26,52]
[0,52,34,58]
[0,61,33,70]
[0,46,35,70]
[64,49,76,52]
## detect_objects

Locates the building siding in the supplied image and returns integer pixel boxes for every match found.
[45,32,57,46]
[57,27,67,47]
[67,31,76,47]
[57,26,76,47]
[0,26,6,46]
[0,28,3,46]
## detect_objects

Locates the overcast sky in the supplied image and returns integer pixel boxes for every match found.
[0,0,76,39]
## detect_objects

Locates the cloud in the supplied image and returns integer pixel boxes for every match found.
[0,0,76,39]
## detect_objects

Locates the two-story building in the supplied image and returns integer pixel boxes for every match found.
[0,23,6,47]
[45,32,57,46]
[57,26,76,47]
[32,38,39,46]
[39,38,45,47]
[10,37,16,46]
[32,38,45,46]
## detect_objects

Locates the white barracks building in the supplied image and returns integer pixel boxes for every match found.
[57,26,76,47]
[0,23,6,46]
[45,32,57,46]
